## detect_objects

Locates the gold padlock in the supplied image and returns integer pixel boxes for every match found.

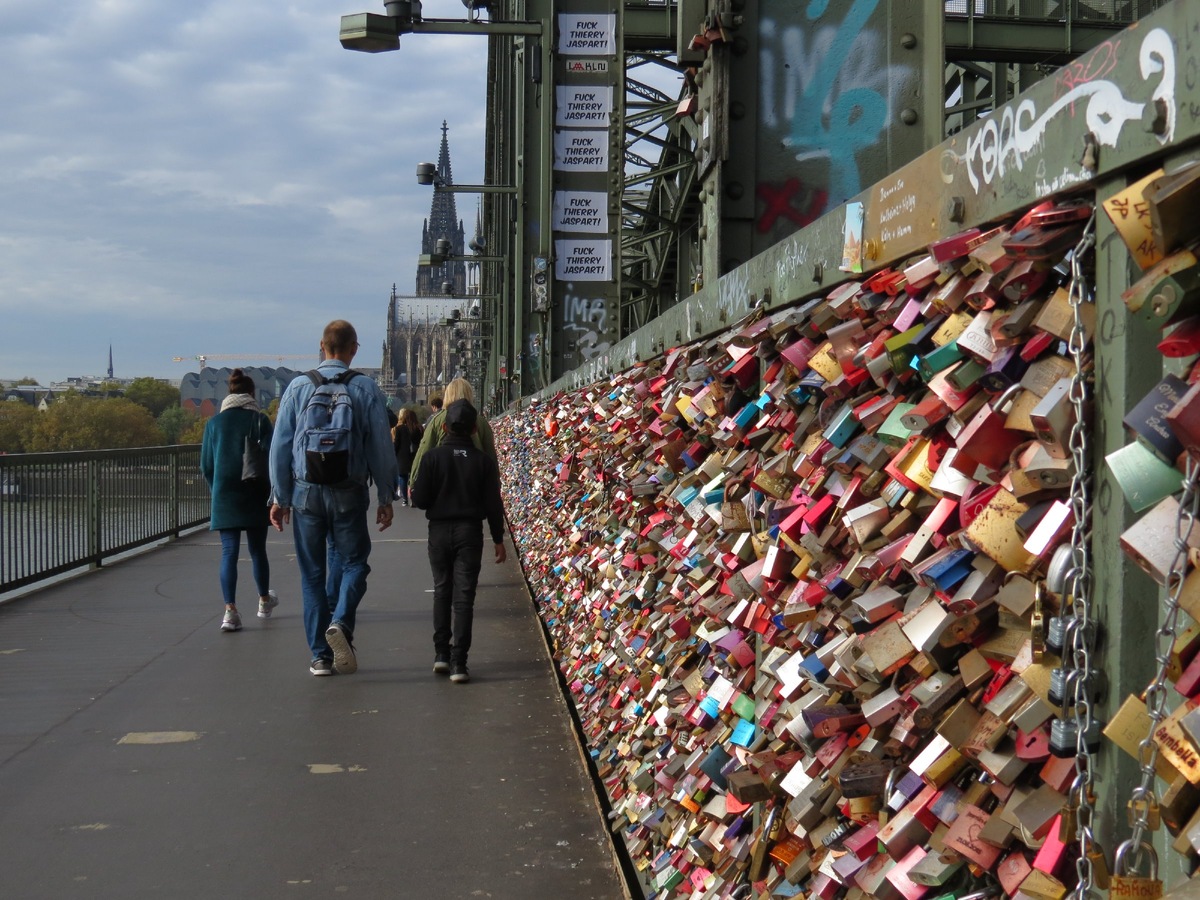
[1058,797,1078,843]
[1110,840,1163,900]
[1031,579,1046,663]
[1088,842,1112,890]
[1128,794,1162,831]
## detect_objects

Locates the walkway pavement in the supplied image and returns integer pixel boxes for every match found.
[0,508,629,899]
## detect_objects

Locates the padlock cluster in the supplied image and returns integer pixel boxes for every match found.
[494,197,1125,899]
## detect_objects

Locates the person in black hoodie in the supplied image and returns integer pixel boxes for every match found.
[410,399,507,683]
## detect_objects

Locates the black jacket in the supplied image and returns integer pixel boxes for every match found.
[410,434,506,544]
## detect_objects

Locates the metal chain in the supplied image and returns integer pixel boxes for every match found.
[1124,453,1200,865]
[1063,213,1099,900]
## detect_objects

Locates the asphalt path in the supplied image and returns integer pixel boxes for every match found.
[0,506,628,900]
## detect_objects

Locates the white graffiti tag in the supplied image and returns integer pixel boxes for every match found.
[962,28,1174,193]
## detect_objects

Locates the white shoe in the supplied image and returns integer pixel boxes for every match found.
[258,590,279,619]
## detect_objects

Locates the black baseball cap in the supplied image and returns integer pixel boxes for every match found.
[445,399,478,434]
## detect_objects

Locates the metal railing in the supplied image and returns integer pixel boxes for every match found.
[0,446,209,593]
[943,0,1166,24]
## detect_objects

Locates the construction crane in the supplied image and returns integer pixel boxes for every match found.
[172,353,321,368]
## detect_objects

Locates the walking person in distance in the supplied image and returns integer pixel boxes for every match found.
[200,369,278,632]
[411,399,507,683]
[268,320,397,676]
[392,408,423,507]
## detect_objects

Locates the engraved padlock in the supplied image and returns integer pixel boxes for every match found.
[1110,840,1163,900]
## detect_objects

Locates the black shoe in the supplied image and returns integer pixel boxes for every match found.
[310,657,334,676]
[433,655,451,675]
[450,663,470,684]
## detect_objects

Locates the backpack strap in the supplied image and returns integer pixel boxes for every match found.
[305,368,362,387]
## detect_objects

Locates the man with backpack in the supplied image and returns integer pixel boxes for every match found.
[269,320,398,676]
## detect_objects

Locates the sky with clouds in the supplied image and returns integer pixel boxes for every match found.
[0,0,488,385]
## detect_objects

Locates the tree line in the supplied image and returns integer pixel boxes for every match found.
[0,377,255,454]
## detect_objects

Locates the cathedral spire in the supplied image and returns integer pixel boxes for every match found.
[417,120,467,297]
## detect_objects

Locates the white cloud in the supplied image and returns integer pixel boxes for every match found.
[0,0,488,383]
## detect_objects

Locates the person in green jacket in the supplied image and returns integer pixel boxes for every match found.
[200,369,278,633]
[409,378,496,487]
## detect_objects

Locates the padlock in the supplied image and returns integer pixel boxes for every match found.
[1127,793,1162,831]
[1110,840,1163,900]
[1045,615,1069,656]
[1049,715,1102,758]
[1030,579,1046,662]
[1048,666,1106,710]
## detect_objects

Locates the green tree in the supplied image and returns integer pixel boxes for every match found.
[158,406,200,444]
[125,377,181,418]
[26,395,163,451]
[0,401,38,453]
[15,377,40,386]
[180,416,208,445]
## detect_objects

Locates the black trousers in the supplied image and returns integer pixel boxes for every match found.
[428,519,484,662]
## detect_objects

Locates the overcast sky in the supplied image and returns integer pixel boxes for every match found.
[0,0,488,385]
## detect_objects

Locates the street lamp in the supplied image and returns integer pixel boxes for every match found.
[415,163,519,194]
[340,3,542,53]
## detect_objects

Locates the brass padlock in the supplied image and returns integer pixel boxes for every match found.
[1127,793,1162,831]
[1030,579,1046,662]
[1110,840,1162,900]
[1058,794,1079,842]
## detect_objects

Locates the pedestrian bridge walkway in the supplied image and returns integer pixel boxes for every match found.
[0,511,629,899]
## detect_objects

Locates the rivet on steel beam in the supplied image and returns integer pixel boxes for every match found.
[900,32,917,49]
[727,182,744,200]
[732,36,749,56]
[730,100,746,120]
[900,108,918,126]
[948,196,966,224]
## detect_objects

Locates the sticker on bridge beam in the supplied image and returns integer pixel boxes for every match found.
[118,731,203,744]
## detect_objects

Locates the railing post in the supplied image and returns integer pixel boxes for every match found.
[169,449,181,540]
[86,457,101,570]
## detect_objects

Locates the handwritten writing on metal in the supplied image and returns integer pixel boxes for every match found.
[961,28,1175,194]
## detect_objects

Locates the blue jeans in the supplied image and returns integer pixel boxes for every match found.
[396,474,410,502]
[428,519,483,663]
[290,482,372,660]
[219,527,269,606]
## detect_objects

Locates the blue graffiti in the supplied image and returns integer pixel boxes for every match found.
[791,0,886,204]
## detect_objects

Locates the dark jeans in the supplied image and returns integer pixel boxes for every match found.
[219,527,269,606]
[428,519,484,663]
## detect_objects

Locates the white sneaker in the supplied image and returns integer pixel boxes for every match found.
[221,609,242,632]
[258,590,280,619]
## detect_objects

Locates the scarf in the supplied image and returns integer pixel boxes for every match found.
[220,393,260,413]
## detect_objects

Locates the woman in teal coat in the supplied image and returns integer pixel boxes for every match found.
[200,369,278,633]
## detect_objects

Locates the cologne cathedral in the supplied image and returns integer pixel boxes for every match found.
[380,121,473,403]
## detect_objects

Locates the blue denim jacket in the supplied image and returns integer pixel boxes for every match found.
[269,361,398,508]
